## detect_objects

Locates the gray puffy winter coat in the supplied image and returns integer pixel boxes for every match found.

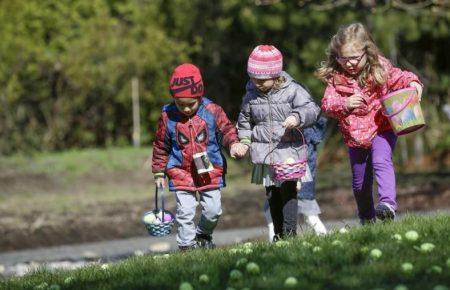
[237,71,320,165]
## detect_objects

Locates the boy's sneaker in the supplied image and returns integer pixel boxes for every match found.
[283,229,297,238]
[179,244,198,251]
[195,234,215,249]
[375,203,395,221]
[360,218,376,225]
[272,234,283,242]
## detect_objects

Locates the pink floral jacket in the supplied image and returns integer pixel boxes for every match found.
[321,56,421,148]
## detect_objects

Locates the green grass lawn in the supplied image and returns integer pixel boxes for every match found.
[0,146,255,178]
[1,214,449,290]
[0,146,447,216]
[0,147,153,177]
[0,146,256,190]
[1,146,446,192]
[0,147,258,215]
[0,147,153,214]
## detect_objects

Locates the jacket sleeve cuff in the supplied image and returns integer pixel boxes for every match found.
[154,172,165,178]
[240,138,251,145]
[238,130,252,140]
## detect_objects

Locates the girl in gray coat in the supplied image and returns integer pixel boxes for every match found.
[236,45,320,240]
[264,116,328,241]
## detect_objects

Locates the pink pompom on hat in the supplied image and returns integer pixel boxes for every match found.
[247,45,283,79]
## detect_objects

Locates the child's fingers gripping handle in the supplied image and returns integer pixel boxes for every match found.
[155,184,166,215]
[155,177,165,189]
[410,81,423,101]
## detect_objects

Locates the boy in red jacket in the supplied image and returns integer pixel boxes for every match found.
[152,63,246,250]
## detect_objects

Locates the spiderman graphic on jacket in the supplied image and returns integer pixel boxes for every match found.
[152,97,239,192]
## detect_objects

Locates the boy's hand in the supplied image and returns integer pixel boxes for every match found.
[230,143,248,158]
[346,94,365,110]
[155,177,166,188]
[282,115,299,128]
[410,81,423,101]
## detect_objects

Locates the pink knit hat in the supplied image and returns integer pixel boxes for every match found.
[247,45,283,79]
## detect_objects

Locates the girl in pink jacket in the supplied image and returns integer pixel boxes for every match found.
[316,23,423,224]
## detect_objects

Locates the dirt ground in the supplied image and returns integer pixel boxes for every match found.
[0,182,448,252]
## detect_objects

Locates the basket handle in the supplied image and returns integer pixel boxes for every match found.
[382,92,414,118]
[291,127,307,160]
[155,185,166,214]
[293,127,306,148]
[262,127,306,164]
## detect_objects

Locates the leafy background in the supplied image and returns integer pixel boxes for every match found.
[0,0,448,170]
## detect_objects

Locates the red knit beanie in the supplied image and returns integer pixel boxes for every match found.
[247,45,283,79]
[169,63,204,98]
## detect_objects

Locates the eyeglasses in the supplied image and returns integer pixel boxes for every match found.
[335,52,366,65]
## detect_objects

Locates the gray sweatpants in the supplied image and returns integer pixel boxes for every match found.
[175,189,222,247]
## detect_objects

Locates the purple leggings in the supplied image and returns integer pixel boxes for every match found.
[348,131,398,220]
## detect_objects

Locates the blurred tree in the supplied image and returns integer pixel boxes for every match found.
[0,0,187,153]
[0,0,448,170]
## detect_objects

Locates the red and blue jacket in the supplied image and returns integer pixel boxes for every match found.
[152,97,239,192]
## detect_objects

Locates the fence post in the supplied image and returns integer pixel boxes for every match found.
[132,77,140,147]
[414,134,424,168]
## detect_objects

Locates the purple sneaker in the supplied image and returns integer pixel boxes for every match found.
[375,203,395,221]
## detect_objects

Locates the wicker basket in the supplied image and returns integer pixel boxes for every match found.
[143,209,174,237]
[142,186,174,237]
[266,128,308,181]
[271,156,307,181]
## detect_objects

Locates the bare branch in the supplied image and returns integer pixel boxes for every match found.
[399,56,430,86]
[254,0,281,6]
[305,0,352,11]
[392,0,434,10]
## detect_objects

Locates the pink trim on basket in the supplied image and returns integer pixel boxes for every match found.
[381,87,417,118]
[380,87,416,102]
[271,147,308,181]
[382,95,414,118]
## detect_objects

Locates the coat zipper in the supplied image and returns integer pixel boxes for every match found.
[188,117,195,163]
[267,92,274,164]
[187,117,197,186]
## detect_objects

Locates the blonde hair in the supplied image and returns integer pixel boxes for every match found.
[315,23,386,87]
[273,76,285,90]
